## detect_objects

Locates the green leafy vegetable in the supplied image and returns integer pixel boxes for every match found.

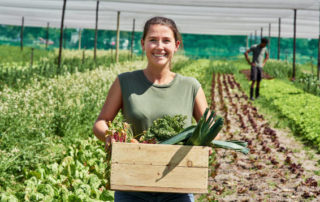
[157,108,249,154]
[186,108,223,146]
[141,115,187,142]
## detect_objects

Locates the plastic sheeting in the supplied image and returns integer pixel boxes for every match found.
[0,0,318,38]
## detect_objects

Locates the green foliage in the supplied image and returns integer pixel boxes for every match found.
[173,57,320,154]
[259,79,320,150]
[142,115,187,142]
[228,58,320,97]
[0,47,138,90]
[253,59,320,97]
[0,45,50,63]
[186,109,224,146]
[212,140,249,154]
[0,43,317,200]
[0,58,145,200]
[263,59,302,79]
[297,73,320,96]
[1,138,114,201]
[208,60,238,74]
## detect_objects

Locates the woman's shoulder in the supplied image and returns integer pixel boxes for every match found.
[177,74,201,87]
[118,70,142,78]
[118,70,143,82]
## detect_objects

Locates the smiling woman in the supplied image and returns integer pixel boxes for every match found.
[93,16,211,202]
[142,24,179,71]
[141,17,181,73]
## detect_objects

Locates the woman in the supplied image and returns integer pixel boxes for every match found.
[93,16,209,202]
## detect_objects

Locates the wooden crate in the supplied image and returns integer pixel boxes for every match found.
[110,142,209,193]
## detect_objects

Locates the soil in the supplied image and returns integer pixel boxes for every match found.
[240,69,273,80]
[195,73,320,201]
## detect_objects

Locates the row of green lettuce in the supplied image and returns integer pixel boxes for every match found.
[259,79,320,150]
[263,60,320,97]
[228,60,320,151]
[0,59,146,201]
[1,138,114,201]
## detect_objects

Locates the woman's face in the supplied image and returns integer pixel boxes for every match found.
[141,24,180,69]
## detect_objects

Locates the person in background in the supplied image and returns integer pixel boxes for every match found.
[244,37,269,100]
[93,16,213,202]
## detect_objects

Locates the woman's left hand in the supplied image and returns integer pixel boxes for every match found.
[105,134,115,152]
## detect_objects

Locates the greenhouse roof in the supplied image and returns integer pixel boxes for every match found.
[0,0,319,38]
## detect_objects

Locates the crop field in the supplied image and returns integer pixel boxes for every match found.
[1,47,320,201]
[173,59,320,200]
[0,48,144,200]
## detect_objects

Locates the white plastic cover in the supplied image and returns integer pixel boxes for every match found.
[0,0,318,38]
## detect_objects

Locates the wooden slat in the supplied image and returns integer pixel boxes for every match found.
[111,185,208,194]
[111,143,209,168]
[110,143,209,193]
[111,164,208,193]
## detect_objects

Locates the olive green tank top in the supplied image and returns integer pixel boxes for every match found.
[118,69,201,136]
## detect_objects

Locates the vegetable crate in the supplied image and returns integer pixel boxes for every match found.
[110,142,209,193]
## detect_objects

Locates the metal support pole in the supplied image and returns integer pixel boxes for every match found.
[292,9,297,80]
[246,35,248,50]
[318,2,320,80]
[20,16,24,51]
[318,35,320,80]
[46,22,49,50]
[249,33,252,48]
[58,0,67,69]
[278,18,281,60]
[116,11,120,63]
[255,30,257,44]
[130,18,135,60]
[260,27,263,39]
[268,23,271,57]
[94,0,99,61]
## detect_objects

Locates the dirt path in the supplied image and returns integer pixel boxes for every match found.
[196,73,320,201]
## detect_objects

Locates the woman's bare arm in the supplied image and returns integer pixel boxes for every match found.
[93,77,122,142]
[193,87,222,140]
[193,87,208,122]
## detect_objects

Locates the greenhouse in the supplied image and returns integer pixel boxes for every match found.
[1,0,320,201]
